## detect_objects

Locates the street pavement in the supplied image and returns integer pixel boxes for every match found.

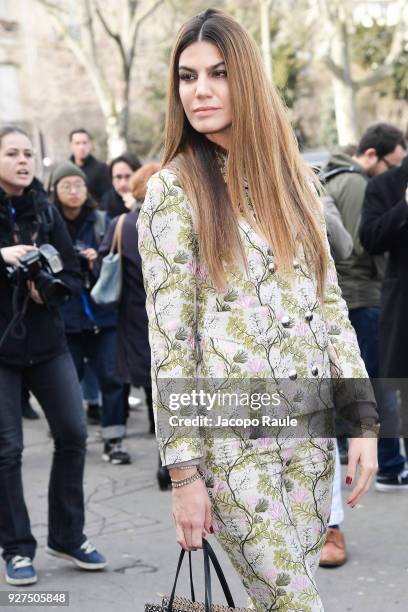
[1,391,407,612]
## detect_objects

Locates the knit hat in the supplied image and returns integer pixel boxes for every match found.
[51,161,87,187]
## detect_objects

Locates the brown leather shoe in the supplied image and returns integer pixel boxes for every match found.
[319,527,347,567]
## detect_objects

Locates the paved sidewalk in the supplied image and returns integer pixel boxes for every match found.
[1,394,407,612]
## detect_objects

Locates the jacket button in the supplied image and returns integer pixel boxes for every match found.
[305,311,313,322]
[268,261,276,273]
[267,247,273,256]
[289,369,297,380]
[311,365,319,377]
[281,316,291,328]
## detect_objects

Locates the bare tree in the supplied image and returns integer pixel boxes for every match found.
[318,0,407,144]
[259,0,273,81]
[35,0,164,157]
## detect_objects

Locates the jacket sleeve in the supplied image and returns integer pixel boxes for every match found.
[321,195,353,262]
[137,170,203,466]
[326,173,367,258]
[319,210,378,432]
[48,207,82,298]
[360,180,408,255]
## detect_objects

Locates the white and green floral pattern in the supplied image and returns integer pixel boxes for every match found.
[203,436,334,611]
[137,168,369,611]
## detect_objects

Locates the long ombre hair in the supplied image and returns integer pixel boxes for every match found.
[163,9,328,299]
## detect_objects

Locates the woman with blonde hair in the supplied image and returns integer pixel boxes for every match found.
[138,9,378,610]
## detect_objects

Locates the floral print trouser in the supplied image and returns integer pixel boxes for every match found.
[203,437,335,612]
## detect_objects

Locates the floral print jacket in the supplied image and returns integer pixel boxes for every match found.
[138,168,376,466]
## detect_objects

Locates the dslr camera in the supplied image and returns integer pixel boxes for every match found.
[6,244,72,308]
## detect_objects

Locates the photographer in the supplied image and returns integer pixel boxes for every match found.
[51,162,130,466]
[0,126,106,586]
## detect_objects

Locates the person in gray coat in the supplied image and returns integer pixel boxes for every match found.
[321,195,353,262]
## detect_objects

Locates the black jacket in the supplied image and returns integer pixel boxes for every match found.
[0,179,81,367]
[70,154,111,204]
[58,204,117,333]
[360,156,408,377]
[99,209,151,386]
[101,188,127,218]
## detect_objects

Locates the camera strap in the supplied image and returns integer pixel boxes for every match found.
[80,289,100,334]
[0,286,30,350]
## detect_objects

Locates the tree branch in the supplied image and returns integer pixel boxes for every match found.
[35,0,69,15]
[34,0,114,118]
[94,0,129,78]
[128,0,164,58]
[321,0,407,92]
[84,0,99,65]
[94,1,120,42]
[321,54,353,84]
[355,0,407,91]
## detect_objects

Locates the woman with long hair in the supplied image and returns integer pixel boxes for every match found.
[0,127,106,586]
[138,9,378,610]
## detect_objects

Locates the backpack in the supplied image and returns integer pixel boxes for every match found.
[319,165,365,185]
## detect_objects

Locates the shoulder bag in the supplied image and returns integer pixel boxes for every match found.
[91,213,126,307]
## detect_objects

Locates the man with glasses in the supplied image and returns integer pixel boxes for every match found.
[322,124,406,317]
[318,123,406,567]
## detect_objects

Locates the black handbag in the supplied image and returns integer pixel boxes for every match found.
[145,539,252,611]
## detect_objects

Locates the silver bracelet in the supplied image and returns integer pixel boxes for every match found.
[171,471,203,489]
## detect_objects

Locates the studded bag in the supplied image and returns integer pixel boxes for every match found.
[144,539,252,612]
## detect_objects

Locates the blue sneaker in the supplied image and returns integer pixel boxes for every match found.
[5,556,37,586]
[45,540,107,570]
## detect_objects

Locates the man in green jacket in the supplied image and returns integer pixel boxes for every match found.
[319,123,406,568]
[324,124,405,311]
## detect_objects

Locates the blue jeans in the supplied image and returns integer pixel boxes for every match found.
[0,352,87,561]
[82,363,101,405]
[67,328,126,440]
[349,307,405,477]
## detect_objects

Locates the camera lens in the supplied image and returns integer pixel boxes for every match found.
[34,271,72,308]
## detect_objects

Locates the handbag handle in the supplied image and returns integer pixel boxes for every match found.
[166,539,236,611]
[109,213,126,256]
[188,552,196,602]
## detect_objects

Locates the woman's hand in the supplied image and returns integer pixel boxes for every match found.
[171,470,213,551]
[122,192,136,210]
[80,248,98,270]
[27,281,44,304]
[0,245,36,265]
[345,437,378,508]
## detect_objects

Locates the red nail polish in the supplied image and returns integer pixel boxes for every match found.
[346,476,352,485]
[209,526,214,534]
